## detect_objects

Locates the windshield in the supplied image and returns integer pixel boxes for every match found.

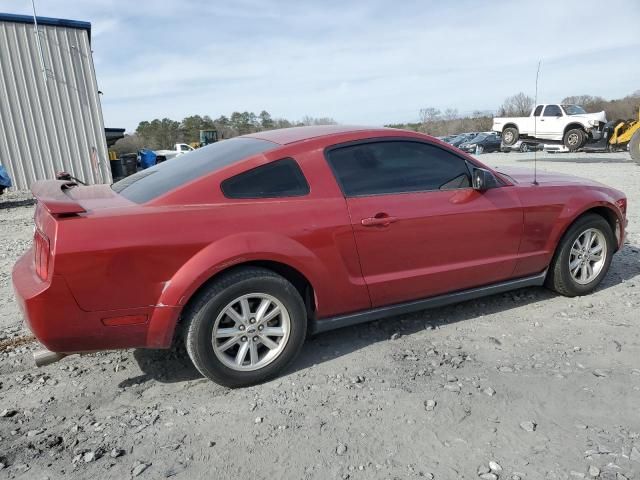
[467,134,486,143]
[112,137,277,203]
[562,105,587,115]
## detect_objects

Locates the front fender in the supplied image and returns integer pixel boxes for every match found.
[545,195,624,255]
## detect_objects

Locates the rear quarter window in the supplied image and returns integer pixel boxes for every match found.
[221,158,309,199]
[112,137,276,203]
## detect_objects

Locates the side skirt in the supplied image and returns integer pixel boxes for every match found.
[310,271,547,334]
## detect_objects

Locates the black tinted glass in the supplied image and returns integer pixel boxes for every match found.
[533,105,543,116]
[221,158,309,199]
[112,137,276,203]
[543,105,562,117]
[326,141,471,197]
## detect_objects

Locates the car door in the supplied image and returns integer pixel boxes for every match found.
[325,139,523,307]
[539,105,564,137]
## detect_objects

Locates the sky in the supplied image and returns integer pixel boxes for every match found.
[1,0,639,131]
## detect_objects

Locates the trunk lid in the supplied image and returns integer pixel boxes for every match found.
[31,180,134,216]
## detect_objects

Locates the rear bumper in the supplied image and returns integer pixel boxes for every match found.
[12,249,180,353]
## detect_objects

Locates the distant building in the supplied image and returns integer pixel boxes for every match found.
[0,13,112,190]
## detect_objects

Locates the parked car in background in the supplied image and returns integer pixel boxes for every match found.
[155,143,195,162]
[13,126,627,387]
[501,139,544,153]
[458,132,502,154]
[449,133,479,147]
[437,135,458,144]
[492,104,607,151]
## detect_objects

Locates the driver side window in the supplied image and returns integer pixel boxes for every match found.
[326,141,471,197]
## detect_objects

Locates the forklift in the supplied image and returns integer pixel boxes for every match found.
[189,129,219,149]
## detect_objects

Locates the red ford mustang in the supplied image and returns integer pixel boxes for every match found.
[13,126,627,387]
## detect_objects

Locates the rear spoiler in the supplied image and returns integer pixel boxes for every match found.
[30,180,86,215]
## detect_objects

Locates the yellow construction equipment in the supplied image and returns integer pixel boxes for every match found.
[586,108,640,163]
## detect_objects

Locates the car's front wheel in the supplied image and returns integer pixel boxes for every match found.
[184,267,307,387]
[546,214,615,296]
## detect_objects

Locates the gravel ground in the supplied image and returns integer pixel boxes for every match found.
[1,151,639,480]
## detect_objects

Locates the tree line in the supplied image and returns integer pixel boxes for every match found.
[114,91,639,153]
[113,111,336,153]
[389,90,640,137]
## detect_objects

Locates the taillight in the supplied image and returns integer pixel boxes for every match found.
[34,229,50,281]
[615,198,627,216]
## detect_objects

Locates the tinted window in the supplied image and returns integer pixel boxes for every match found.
[221,158,309,199]
[326,141,471,197]
[543,105,562,117]
[533,105,543,116]
[113,137,276,203]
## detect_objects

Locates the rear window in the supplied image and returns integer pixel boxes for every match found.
[112,137,276,203]
[221,158,309,199]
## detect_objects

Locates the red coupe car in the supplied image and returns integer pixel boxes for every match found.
[13,126,627,387]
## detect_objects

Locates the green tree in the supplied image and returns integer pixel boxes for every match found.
[259,110,274,129]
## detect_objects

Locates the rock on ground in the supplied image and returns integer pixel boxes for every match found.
[1,152,639,479]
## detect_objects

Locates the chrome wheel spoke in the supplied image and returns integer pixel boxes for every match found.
[260,306,281,324]
[239,298,251,321]
[218,336,240,352]
[569,257,581,270]
[215,328,240,338]
[249,340,259,365]
[260,335,279,350]
[235,341,249,366]
[580,264,588,280]
[255,298,271,323]
[225,306,244,324]
[590,244,603,255]
[263,326,285,337]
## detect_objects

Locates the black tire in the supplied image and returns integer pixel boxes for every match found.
[630,129,640,163]
[184,267,307,388]
[563,128,585,151]
[519,142,530,153]
[546,214,615,297]
[502,127,519,146]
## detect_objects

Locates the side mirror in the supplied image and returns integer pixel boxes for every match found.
[472,168,499,191]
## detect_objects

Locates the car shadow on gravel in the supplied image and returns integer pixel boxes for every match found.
[128,244,639,385]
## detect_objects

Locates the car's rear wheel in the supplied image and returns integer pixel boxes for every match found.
[519,142,530,153]
[546,214,615,297]
[563,128,585,151]
[502,127,519,146]
[184,267,307,387]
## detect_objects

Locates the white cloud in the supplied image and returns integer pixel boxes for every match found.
[1,0,639,130]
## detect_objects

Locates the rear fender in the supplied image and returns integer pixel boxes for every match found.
[148,233,329,347]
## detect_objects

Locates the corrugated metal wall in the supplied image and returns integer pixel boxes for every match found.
[0,20,111,191]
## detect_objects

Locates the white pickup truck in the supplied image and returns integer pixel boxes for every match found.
[154,143,194,162]
[492,104,607,151]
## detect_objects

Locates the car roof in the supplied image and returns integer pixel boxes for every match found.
[244,125,394,145]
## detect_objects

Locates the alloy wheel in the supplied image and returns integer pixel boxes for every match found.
[211,293,291,371]
[568,228,607,285]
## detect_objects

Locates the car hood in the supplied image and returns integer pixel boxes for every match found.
[569,111,607,123]
[495,166,607,187]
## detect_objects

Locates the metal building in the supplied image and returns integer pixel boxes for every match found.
[0,13,111,191]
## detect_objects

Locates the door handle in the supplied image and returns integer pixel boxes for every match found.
[540,119,545,121]
[361,214,399,227]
